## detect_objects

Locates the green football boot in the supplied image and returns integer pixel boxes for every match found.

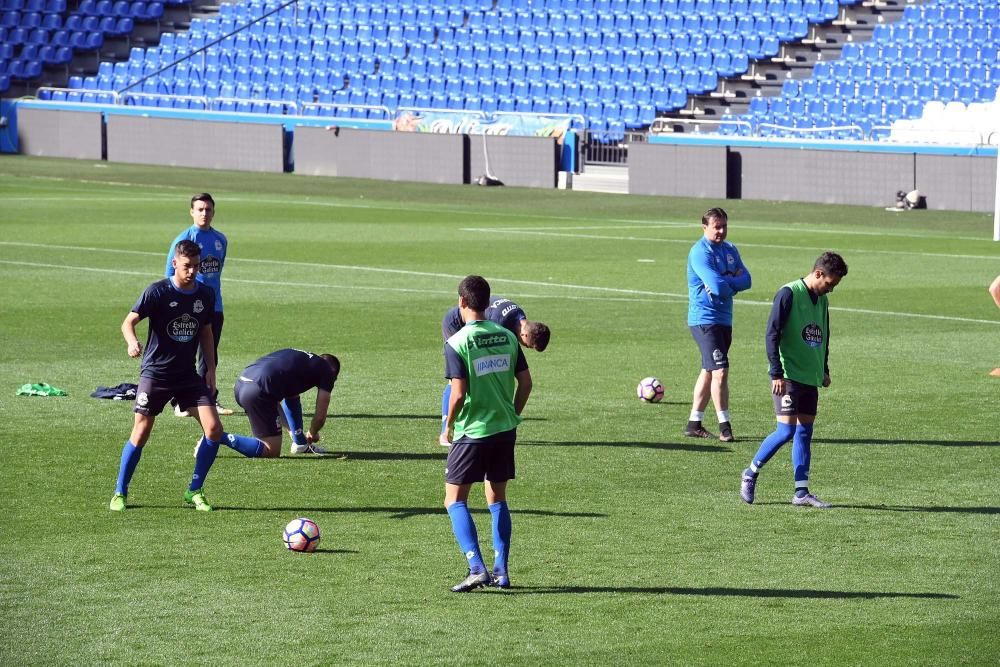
[109,493,127,512]
[183,488,213,512]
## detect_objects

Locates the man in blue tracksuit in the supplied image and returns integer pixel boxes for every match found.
[685,207,751,443]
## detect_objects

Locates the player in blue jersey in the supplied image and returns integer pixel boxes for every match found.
[109,240,265,512]
[166,193,232,416]
[439,296,549,446]
[232,348,340,457]
[740,252,848,508]
[685,207,751,443]
[443,275,532,592]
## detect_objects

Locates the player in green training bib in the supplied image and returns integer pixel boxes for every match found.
[442,275,532,592]
[740,252,848,509]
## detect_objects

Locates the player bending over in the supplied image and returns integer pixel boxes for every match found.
[230,348,340,457]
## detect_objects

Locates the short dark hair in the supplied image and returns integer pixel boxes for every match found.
[458,275,490,312]
[174,239,201,260]
[702,207,728,226]
[321,354,340,382]
[191,193,215,208]
[525,321,550,352]
[814,252,848,278]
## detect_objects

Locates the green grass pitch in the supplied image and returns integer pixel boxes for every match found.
[1,155,997,665]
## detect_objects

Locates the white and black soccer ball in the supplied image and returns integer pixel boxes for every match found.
[283,517,321,553]
[637,377,665,403]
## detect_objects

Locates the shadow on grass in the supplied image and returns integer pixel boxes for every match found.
[265,451,446,461]
[520,439,731,453]
[212,506,607,520]
[746,502,998,515]
[300,413,547,422]
[815,438,999,447]
[634,401,688,407]
[839,504,1000,515]
[502,586,959,600]
[310,548,360,555]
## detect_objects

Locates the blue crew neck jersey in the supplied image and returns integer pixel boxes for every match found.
[166,225,228,312]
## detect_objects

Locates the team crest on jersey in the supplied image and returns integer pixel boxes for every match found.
[168,313,199,342]
[801,323,823,348]
[726,253,735,267]
[136,392,149,407]
[214,240,223,252]
[193,300,204,314]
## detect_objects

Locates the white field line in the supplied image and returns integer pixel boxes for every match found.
[0,246,997,325]
[1,180,991,241]
[0,196,178,202]
[461,227,1000,261]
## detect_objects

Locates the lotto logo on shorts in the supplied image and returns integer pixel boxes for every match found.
[474,354,510,376]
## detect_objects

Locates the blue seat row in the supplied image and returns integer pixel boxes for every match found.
[23,0,875,134]
[1,0,65,11]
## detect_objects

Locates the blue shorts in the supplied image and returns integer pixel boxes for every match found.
[233,378,282,439]
[134,374,214,417]
[689,324,732,370]
[445,428,517,485]
[773,379,819,417]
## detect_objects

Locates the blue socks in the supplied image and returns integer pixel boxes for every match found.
[440,383,451,434]
[489,501,511,575]
[446,501,513,576]
[190,436,220,491]
[792,422,814,495]
[446,501,486,574]
[221,432,264,458]
[281,397,307,446]
[749,422,796,473]
[115,441,143,495]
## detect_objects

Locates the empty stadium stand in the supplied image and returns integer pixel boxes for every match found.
[3,0,999,150]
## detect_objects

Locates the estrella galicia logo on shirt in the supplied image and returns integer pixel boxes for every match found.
[801,323,823,348]
[200,256,221,275]
[168,313,200,342]
[474,354,511,376]
[473,333,508,349]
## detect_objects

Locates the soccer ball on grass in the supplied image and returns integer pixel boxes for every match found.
[637,377,665,403]
[283,517,321,552]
